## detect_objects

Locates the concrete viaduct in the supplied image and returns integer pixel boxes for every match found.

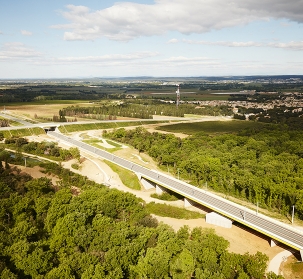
[47,131,303,261]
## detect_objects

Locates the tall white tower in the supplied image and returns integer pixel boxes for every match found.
[176,84,180,108]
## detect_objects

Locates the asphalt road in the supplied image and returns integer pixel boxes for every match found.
[0,112,33,126]
[47,131,303,258]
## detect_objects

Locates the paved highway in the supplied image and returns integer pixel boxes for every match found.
[48,131,303,259]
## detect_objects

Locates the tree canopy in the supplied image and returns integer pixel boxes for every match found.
[104,124,303,220]
[0,161,281,278]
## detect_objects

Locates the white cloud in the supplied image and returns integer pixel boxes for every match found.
[21,30,33,36]
[183,39,263,47]
[56,51,159,63]
[267,41,303,51]
[182,39,303,50]
[51,0,303,41]
[167,38,179,44]
[0,42,42,60]
[240,0,303,23]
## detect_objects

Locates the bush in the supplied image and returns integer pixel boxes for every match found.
[150,192,180,201]
[71,163,80,170]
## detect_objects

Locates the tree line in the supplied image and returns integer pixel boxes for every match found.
[1,137,80,163]
[61,102,232,120]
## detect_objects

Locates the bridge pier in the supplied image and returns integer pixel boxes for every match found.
[184,198,193,208]
[136,174,155,190]
[270,239,277,247]
[300,250,303,262]
[156,185,166,195]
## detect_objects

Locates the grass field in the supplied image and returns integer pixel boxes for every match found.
[157,120,267,135]
[104,160,141,190]
[2,100,91,107]
[3,101,93,121]
[2,127,45,138]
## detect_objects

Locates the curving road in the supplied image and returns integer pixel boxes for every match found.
[48,131,303,259]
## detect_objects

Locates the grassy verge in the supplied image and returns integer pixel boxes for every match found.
[105,139,122,148]
[2,127,45,138]
[146,202,204,219]
[83,139,121,153]
[104,160,141,190]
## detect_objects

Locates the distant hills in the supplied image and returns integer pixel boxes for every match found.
[1,75,303,84]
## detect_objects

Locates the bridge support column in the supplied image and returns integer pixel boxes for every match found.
[184,198,192,208]
[136,174,155,190]
[270,239,277,247]
[156,185,165,195]
[300,250,303,262]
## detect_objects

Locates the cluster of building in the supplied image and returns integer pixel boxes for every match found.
[161,92,303,114]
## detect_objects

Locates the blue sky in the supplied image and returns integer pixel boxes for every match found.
[0,0,303,78]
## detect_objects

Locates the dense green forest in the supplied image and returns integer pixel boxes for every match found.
[103,123,303,220]
[0,160,284,278]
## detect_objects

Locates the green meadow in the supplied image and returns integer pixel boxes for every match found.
[157,120,267,135]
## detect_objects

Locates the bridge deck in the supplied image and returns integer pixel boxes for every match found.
[48,131,303,257]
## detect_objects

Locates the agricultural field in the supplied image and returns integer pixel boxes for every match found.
[3,101,94,122]
[156,119,267,135]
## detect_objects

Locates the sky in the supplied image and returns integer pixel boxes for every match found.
[0,0,303,79]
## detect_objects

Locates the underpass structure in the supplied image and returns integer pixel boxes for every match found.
[48,131,303,260]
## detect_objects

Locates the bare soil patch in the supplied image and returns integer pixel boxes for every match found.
[17,165,59,185]
[154,215,284,258]
[280,254,303,279]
